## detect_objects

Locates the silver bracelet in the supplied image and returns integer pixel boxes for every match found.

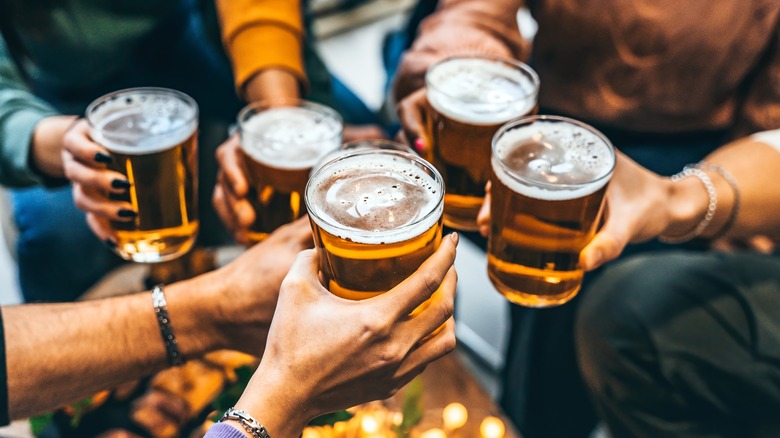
[659,166,717,244]
[219,407,272,438]
[693,162,740,240]
[152,284,185,366]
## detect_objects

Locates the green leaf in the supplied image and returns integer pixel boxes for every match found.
[308,410,353,426]
[69,396,94,428]
[29,413,54,436]
[393,377,424,438]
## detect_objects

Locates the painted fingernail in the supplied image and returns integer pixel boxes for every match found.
[94,152,113,164]
[104,239,117,248]
[118,209,137,218]
[111,179,132,190]
[414,138,425,152]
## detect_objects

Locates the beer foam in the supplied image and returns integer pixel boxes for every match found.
[241,107,342,169]
[90,96,197,155]
[493,121,614,200]
[307,153,443,244]
[427,58,538,125]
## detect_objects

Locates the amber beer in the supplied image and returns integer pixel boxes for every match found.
[488,116,615,307]
[239,101,342,243]
[305,149,444,301]
[87,88,199,263]
[425,56,539,231]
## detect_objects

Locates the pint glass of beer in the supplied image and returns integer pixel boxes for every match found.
[238,100,343,243]
[488,115,615,307]
[425,55,539,231]
[86,87,199,263]
[305,149,444,301]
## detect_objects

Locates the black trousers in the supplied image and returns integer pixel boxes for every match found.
[576,251,780,437]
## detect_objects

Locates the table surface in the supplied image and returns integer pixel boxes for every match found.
[406,352,521,438]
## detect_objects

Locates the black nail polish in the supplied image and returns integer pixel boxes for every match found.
[118,209,137,218]
[104,239,117,248]
[94,152,113,164]
[111,179,132,190]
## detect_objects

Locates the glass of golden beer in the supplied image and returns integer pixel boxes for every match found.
[305,149,444,302]
[488,115,615,307]
[425,55,539,231]
[87,87,199,263]
[238,100,343,243]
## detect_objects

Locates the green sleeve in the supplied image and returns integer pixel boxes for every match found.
[0,38,59,188]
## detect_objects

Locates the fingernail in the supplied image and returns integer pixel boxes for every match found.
[94,152,113,164]
[111,179,131,190]
[118,209,137,218]
[104,239,117,248]
[450,232,459,246]
[414,138,425,152]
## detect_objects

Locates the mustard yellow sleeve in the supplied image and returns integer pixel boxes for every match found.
[216,0,306,97]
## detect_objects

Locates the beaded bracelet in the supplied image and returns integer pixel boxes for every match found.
[152,284,185,367]
[659,166,718,244]
[692,162,741,240]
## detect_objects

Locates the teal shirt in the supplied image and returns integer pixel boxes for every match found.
[0,0,185,187]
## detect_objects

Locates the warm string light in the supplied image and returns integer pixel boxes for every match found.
[420,428,448,438]
[480,416,505,438]
[442,403,468,430]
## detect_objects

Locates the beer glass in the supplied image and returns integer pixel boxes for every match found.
[488,115,615,307]
[425,55,539,231]
[305,149,444,301]
[87,87,199,263]
[238,100,343,243]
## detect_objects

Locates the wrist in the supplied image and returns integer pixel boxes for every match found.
[164,275,230,356]
[664,174,709,239]
[234,363,311,438]
[31,115,77,179]
[244,69,301,103]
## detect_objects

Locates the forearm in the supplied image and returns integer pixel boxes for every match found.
[4,275,227,420]
[394,0,528,101]
[243,68,301,103]
[664,138,780,241]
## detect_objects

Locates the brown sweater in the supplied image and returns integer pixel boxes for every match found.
[395,0,780,136]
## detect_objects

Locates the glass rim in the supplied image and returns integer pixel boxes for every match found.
[305,148,445,239]
[491,115,616,191]
[425,54,540,105]
[86,87,199,132]
[237,98,344,146]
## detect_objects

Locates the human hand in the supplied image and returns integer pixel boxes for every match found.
[199,217,313,356]
[579,152,673,271]
[62,119,134,244]
[228,233,459,438]
[396,88,429,154]
[212,133,256,244]
[477,181,492,237]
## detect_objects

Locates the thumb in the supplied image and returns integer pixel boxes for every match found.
[580,218,630,271]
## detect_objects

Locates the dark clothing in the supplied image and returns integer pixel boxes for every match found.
[576,251,780,437]
[0,308,7,426]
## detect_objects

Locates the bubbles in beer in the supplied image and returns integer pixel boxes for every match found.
[308,154,443,244]
[89,91,197,154]
[494,121,614,200]
[427,58,538,125]
[241,107,342,169]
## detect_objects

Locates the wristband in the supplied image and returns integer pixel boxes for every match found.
[152,284,185,366]
[659,166,717,244]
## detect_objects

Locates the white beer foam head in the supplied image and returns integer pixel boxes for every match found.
[426,58,538,125]
[493,120,614,200]
[88,90,198,155]
[307,152,443,244]
[241,106,343,169]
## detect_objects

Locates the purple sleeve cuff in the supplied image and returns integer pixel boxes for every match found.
[205,422,249,438]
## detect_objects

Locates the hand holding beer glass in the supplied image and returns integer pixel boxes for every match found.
[78,87,200,263]
[305,146,447,307]
[237,100,343,244]
[422,55,539,231]
[487,116,615,307]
